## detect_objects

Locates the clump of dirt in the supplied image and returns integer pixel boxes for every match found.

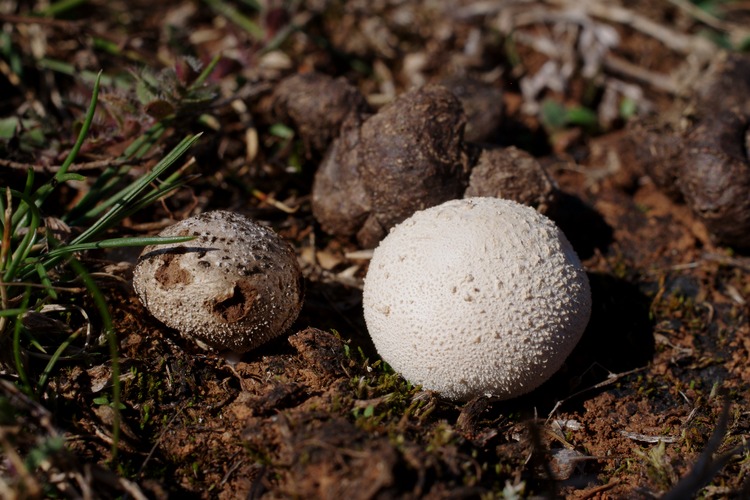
[312,84,471,248]
[264,72,372,154]
[307,79,566,249]
[464,146,559,214]
[631,52,750,248]
[438,75,504,143]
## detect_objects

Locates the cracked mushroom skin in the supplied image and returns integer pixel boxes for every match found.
[133,211,303,353]
[362,197,591,401]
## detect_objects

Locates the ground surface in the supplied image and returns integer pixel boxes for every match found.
[1,1,750,498]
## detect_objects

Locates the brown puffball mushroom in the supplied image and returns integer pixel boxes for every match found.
[312,85,471,248]
[464,146,559,214]
[132,211,303,354]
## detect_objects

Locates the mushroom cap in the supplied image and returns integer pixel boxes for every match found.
[133,211,303,353]
[362,197,591,401]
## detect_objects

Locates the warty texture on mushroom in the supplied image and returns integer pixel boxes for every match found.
[362,197,591,401]
[133,211,304,354]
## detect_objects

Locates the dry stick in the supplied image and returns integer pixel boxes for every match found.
[547,0,715,57]
[579,479,622,499]
[0,13,85,28]
[501,2,695,95]
[503,0,714,57]
[668,0,750,41]
[546,366,647,422]
[136,401,188,480]
[602,53,678,94]
[0,188,13,336]
[0,157,138,173]
[0,58,21,87]
[703,252,750,272]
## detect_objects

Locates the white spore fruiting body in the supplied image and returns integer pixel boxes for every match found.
[133,211,303,353]
[362,197,591,401]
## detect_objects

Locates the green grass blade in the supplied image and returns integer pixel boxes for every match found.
[65,255,120,462]
[35,0,88,17]
[0,308,27,317]
[35,262,58,300]
[65,165,132,226]
[70,131,196,226]
[123,120,168,160]
[12,72,102,227]
[35,329,80,395]
[0,189,6,235]
[202,0,264,39]
[23,168,34,197]
[35,58,110,86]
[12,289,32,396]
[41,235,194,260]
[116,176,196,219]
[191,54,222,88]
[55,72,101,181]
[4,190,42,283]
[69,134,201,245]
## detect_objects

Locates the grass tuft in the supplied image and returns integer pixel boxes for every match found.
[0,70,201,464]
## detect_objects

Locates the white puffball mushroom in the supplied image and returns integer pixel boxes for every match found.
[133,211,303,353]
[362,197,591,401]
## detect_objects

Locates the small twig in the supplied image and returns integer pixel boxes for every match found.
[0,13,85,28]
[667,0,750,44]
[703,252,750,272]
[0,157,138,174]
[579,479,621,499]
[602,53,678,94]
[137,401,188,479]
[220,453,245,486]
[548,0,715,57]
[619,430,679,444]
[546,366,647,420]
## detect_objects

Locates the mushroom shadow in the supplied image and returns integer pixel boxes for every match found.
[507,272,654,413]
[543,273,654,407]
[566,272,655,374]
[548,192,613,260]
[293,277,373,354]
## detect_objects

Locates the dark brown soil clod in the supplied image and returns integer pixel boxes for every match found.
[634,52,750,248]
[312,85,471,247]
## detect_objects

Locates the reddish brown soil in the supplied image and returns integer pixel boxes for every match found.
[1,1,750,499]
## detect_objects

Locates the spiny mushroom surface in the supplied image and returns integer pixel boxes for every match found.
[362,197,591,401]
[133,211,303,353]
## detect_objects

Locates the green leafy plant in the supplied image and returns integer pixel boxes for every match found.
[539,98,599,133]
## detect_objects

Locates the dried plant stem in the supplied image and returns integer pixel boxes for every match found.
[0,157,138,173]
[547,0,715,56]
[0,188,12,337]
